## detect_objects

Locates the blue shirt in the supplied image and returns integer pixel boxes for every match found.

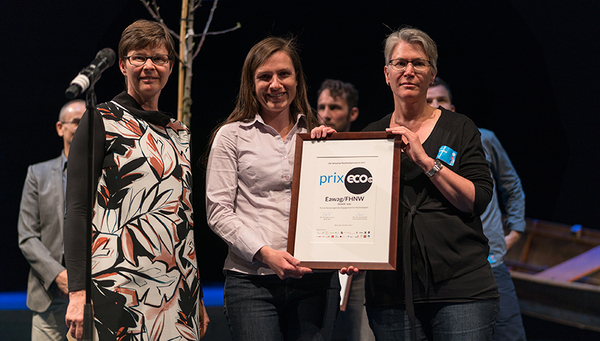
[479,128,526,267]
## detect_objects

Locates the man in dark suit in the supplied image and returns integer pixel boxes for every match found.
[18,99,85,341]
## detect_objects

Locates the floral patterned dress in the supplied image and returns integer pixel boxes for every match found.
[64,92,200,341]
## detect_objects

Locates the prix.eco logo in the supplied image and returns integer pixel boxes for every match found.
[344,167,373,194]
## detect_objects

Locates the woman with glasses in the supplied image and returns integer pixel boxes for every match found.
[368,26,499,341]
[63,19,207,340]
[205,36,340,340]
[315,27,499,340]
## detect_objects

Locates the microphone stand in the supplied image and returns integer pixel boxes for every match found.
[65,48,113,340]
[83,86,97,341]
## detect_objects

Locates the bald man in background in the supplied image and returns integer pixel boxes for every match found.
[18,100,86,341]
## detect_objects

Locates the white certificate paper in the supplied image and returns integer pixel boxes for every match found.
[312,156,378,244]
[288,132,400,270]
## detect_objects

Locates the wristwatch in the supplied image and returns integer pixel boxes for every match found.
[425,159,443,178]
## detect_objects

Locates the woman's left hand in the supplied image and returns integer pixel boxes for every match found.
[386,126,429,166]
[340,266,360,276]
[387,127,476,213]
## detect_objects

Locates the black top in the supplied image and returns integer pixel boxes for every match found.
[363,108,498,307]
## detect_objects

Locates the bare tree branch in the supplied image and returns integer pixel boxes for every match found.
[191,0,202,12]
[140,0,159,20]
[192,0,218,59]
[140,0,180,39]
[138,0,240,126]
[194,22,241,37]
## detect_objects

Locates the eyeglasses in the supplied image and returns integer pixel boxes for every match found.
[125,54,171,66]
[388,58,431,73]
[61,118,81,125]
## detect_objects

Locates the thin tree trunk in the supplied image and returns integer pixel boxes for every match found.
[181,1,195,127]
[140,0,240,127]
[177,0,189,124]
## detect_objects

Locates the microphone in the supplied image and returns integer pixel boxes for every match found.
[65,48,116,99]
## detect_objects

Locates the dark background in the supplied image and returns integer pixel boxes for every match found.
[1,0,598,292]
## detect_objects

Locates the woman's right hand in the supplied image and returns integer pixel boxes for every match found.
[256,246,313,279]
[65,290,86,340]
[310,125,336,139]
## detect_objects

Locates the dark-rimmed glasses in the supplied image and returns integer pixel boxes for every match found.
[388,58,431,73]
[125,54,171,66]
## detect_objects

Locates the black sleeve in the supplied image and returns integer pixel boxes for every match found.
[457,120,493,216]
[64,107,106,292]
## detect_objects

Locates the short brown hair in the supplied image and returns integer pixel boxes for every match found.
[118,19,176,63]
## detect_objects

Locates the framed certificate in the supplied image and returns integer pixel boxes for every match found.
[287,132,401,270]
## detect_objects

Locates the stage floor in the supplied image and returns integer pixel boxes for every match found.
[0,285,231,341]
[1,285,598,341]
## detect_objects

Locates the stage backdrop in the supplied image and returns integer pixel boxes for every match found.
[1,0,598,290]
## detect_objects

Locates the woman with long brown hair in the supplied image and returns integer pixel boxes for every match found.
[205,37,339,340]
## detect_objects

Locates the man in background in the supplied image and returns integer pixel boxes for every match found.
[317,79,359,132]
[317,79,374,341]
[427,77,527,341]
[18,99,86,341]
